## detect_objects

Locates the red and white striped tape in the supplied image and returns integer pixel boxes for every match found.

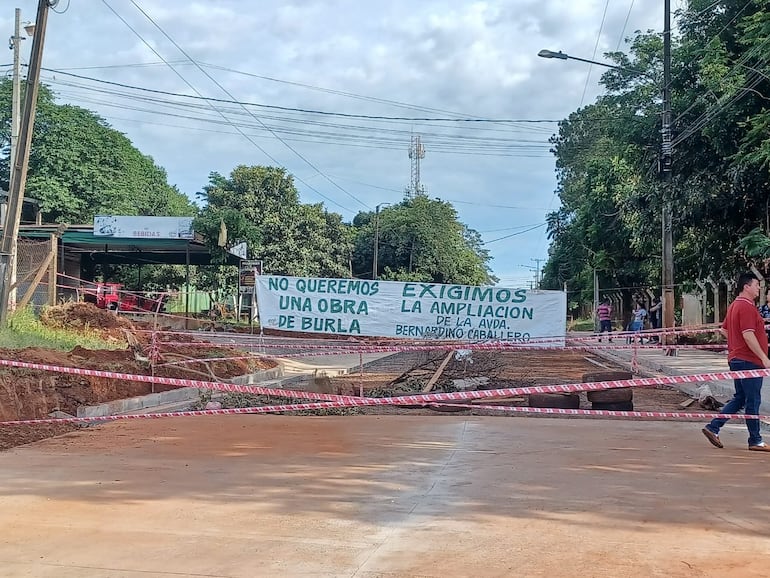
[1,354,769,426]
[151,341,726,354]
[0,356,761,404]
[0,401,765,427]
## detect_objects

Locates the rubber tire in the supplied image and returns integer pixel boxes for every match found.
[582,371,633,383]
[587,387,633,403]
[528,393,580,409]
[591,400,634,411]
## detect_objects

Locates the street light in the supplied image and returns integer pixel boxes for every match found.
[6,10,35,313]
[537,0,674,345]
[537,49,649,77]
[372,202,391,280]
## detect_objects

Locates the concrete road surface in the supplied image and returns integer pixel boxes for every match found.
[1,415,769,577]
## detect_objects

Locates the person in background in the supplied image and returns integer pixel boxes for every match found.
[596,298,612,342]
[648,296,662,343]
[630,301,647,343]
[702,272,770,452]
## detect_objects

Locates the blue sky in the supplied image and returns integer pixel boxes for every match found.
[4,0,661,286]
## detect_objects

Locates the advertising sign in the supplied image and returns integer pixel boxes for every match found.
[94,216,194,239]
[255,275,566,345]
[239,260,263,294]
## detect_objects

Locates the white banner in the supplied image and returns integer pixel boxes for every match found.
[94,216,194,239]
[256,276,566,345]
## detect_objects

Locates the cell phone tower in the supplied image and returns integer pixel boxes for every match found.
[404,135,426,200]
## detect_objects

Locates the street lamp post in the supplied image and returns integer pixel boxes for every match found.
[537,1,674,344]
[372,203,391,280]
[7,10,35,312]
[8,10,35,197]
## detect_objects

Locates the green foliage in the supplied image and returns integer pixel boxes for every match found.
[195,166,353,278]
[0,79,196,223]
[0,307,122,350]
[351,196,495,285]
[542,1,770,305]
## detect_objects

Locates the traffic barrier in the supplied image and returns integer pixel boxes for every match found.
[1,355,769,426]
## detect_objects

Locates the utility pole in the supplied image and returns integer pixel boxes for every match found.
[0,0,54,325]
[8,9,34,312]
[531,258,544,288]
[9,9,22,191]
[593,268,599,333]
[372,202,390,280]
[661,0,675,347]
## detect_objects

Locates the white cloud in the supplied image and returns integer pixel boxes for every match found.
[6,0,662,283]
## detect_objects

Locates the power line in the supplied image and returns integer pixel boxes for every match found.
[127,0,371,211]
[484,223,546,244]
[99,0,357,214]
[615,0,635,51]
[579,0,611,107]
[30,65,562,125]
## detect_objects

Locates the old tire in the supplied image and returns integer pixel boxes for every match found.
[586,387,633,403]
[591,400,634,411]
[528,393,580,409]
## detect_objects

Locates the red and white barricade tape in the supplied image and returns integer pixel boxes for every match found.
[0,355,769,426]
[0,402,766,427]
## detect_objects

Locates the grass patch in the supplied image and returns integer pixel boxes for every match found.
[0,307,124,351]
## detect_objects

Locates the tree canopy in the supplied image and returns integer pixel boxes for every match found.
[194,165,353,279]
[0,79,195,223]
[351,196,495,285]
[541,1,770,302]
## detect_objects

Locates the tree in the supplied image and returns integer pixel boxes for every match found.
[351,196,495,285]
[0,79,195,223]
[542,0,770,305]
[195,165,353,278]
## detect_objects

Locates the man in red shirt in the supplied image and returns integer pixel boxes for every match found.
[702,272,770,451]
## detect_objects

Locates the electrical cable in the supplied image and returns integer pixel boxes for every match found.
[99,0,357,214]
[128,0,370,211]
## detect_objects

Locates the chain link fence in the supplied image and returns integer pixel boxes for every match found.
[14,237,55,310]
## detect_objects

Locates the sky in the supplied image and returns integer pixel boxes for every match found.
[3,0,664,287]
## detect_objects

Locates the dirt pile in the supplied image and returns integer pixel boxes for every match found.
[41,302,134,340]
[0,341,277,451]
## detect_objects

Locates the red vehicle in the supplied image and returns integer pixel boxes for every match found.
[82,283,166,313]
[82,283,123,310]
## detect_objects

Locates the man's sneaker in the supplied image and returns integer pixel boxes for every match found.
[702,428,723,448]
[748,442,770,452]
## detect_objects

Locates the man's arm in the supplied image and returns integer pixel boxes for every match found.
[742,329,770,368]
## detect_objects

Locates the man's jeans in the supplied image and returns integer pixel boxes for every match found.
[706,358,764,446]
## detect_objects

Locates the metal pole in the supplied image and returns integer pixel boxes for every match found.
[593,268,599,332]
[0,0,51,325]
[10,8,21,187]
[184,240,190,330]
[372,205,380,280]
[8,9,22,312]
[372,205,380,279]
[661,0,675,348]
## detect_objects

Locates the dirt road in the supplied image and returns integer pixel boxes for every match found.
[1,415,768,577]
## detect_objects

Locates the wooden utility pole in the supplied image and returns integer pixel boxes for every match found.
[661,0,675,347]
[0,0,54,324]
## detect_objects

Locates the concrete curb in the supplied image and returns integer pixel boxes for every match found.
[77,353,401,418]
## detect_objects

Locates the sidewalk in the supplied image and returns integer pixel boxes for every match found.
[592,343,770,415]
